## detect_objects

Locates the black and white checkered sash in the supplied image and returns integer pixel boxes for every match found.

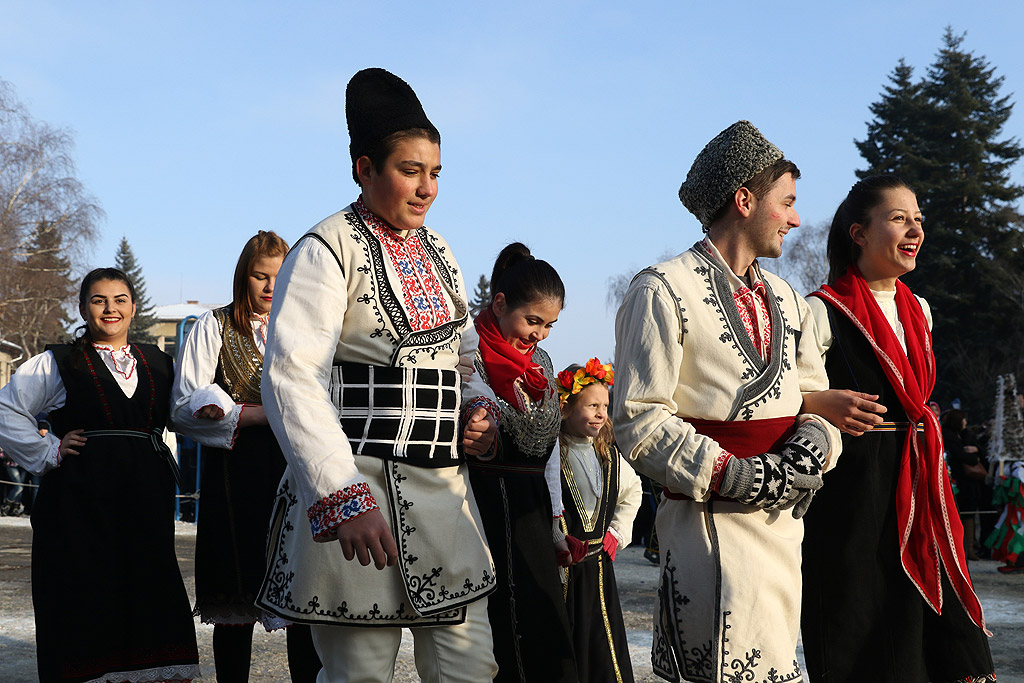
[329,362,462,467]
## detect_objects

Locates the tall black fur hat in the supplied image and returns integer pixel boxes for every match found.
[346,68,439,164]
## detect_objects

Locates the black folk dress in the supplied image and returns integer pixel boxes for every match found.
[560,442,635,683]
[193,307,288,625]
[36,343,198,683]
[470,347,579,683]
[800,306,994,683]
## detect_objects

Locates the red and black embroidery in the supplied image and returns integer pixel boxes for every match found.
[82,349,116,427]
[355,199,451,332]
[307,481,379,541]
[132,344,158,432]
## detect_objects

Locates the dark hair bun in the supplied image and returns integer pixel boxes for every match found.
[489,242,564,312]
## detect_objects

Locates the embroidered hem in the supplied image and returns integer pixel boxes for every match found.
[82,663,200,683]
[307,482,379,541]
[194,604,290,631]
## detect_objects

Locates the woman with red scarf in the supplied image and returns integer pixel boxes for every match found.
[800,175,994,682]
[470,242,579,683]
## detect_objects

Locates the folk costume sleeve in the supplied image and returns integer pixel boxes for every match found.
[0,351,65,474]
[608,453,643,548]
[791,288,843,469]
[613,273,729,500]
[457,322,500,425]
[806,294,834,359]
[170,310,244,449]
[263,237,375,541]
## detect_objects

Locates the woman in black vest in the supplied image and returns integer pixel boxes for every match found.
[800,176,994,682]
[0,267,199,683]
[171,231,320,682]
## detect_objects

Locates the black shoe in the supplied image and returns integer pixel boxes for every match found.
[643,549,660,565]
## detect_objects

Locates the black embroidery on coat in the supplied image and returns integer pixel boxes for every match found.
[690,244,795,421]
[720,610,801,683]
[259,479,467,626]
[635,267,689,339]
[293,233,345,275]
[384,460,495,614]
[340,212,465,366]
[654,549,716,683]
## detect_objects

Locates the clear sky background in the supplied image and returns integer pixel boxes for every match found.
[2,1,1023,372]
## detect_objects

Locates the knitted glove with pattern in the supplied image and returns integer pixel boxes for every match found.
[781,421,830,518]
[717,453,797,509]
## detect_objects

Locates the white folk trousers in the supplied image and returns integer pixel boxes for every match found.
[311,597,497,683]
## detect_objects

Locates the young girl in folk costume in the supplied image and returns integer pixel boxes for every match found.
[470,242,579,683]
[801,175,995,682]
[0,268,199,683]
[171,231,320,682]
[557,358,642,683]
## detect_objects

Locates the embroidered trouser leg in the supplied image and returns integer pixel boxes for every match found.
[310,598,496,683]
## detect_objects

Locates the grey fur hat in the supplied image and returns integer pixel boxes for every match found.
[678,120,783,229]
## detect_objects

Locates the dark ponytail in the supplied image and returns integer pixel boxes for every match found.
[489,242,565,310]
[826,175,914,284]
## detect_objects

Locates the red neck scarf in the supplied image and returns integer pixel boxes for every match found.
[474,307,551,412]
[811,266,985,629]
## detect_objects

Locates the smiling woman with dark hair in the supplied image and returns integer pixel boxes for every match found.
[801,175,995,682]
[0,267,199,683]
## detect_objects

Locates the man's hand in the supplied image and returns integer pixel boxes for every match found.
[802,389,886,436]
[336,509,399,570]
[462,407,496,456]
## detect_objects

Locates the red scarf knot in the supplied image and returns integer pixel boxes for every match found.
[474,307,552,412]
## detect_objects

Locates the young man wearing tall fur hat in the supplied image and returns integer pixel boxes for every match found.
[256,68,500,682]
[612,121,842,682]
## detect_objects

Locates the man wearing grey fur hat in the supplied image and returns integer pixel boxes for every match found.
[612,120,842,682]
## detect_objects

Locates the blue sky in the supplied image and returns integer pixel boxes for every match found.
[2,1,1023,371]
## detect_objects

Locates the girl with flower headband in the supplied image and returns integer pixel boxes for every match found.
[470,241,579,683]
[557,358,642,683]
[0,267,200,682]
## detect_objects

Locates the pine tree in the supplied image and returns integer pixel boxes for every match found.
[468,274,490,317]
[856,29,1024,409]
[3,221,76,355]
[855,59,930,182]
[114,237,158,343]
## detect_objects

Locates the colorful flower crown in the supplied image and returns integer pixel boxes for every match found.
[557,357,614,404]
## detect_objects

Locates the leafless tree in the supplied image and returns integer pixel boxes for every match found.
[606,250,678,312]
[0,78,102,357]
[762,220,830,296]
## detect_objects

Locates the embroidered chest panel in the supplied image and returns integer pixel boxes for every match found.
[334,211,467,366]
[642,245,802,422]
[214,307,264,404]
[355,204,452,332]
